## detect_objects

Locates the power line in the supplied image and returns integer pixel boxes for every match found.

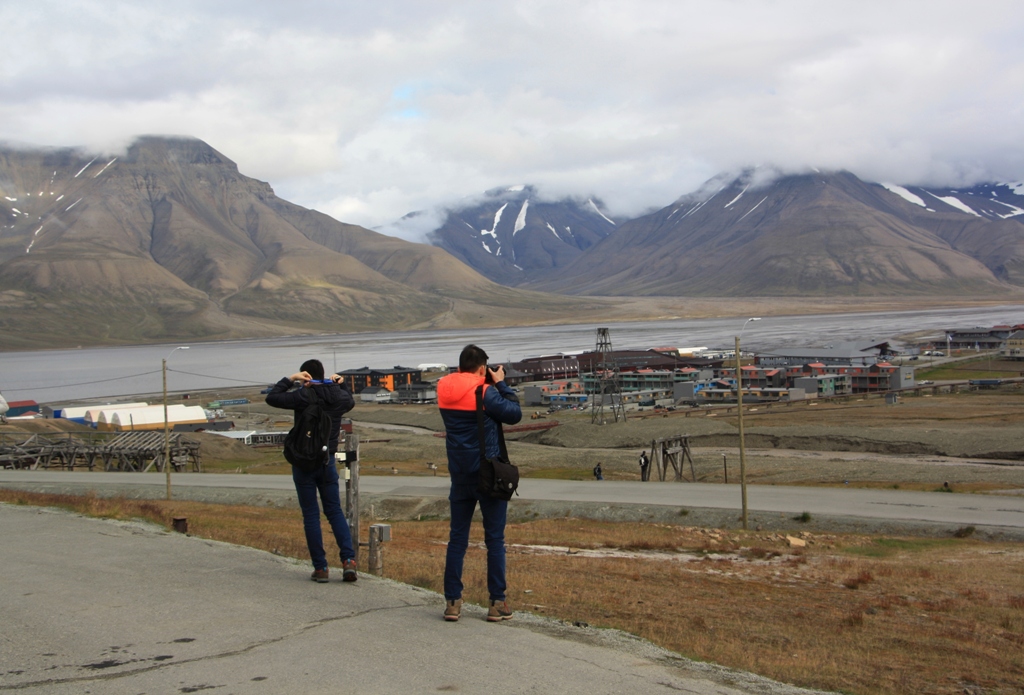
[167,368,264,386]
[1,370,163,393]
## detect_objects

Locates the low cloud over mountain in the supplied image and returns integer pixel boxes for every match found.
[0,137,605,349]
[522,169,1024,296]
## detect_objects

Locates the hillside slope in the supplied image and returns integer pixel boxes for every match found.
[0,138,598,349]
[527,171,1018,296]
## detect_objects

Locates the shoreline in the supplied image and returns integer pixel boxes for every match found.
[2,295,1022,354]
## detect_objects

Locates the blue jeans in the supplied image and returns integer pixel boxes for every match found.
[444,480,507,602]
[292,458,355,571]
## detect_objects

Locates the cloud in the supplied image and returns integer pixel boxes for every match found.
[2,0,1024,237]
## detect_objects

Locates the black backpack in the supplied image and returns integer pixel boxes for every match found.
[283,387,332,473]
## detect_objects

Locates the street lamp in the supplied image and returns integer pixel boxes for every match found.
[735,317,759,530]
[164,346,189,500]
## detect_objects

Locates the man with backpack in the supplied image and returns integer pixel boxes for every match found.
[266,359,357,583]
[437,345,522,623]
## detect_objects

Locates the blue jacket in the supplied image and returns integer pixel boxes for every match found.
[265,378,354,455]
[437,371,521,484]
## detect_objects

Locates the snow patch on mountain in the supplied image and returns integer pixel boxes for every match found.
[93,158,117,178]
[724,186,749,209]
[481,203,507,238]
[513,199,529,235]
[738,196,768,222]
[927,192,980,217]
[991,199,1024,218]
[588,199,615,225]
[681,198,713,220]
[881,183,926,208]
[546,222,561,239]
[74,157,97,178]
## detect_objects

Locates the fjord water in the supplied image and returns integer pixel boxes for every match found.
[2,305,1022,402]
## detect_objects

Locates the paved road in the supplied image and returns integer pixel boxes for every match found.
[0,504,826,695]
[2,471,1024,531]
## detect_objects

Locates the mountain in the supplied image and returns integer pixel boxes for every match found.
[873,181,1024,285]
[525,170,1024,296]
[0,137,607,349]
[422,185,617,285]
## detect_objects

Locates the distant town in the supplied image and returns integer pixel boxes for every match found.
[4,323,1022,436]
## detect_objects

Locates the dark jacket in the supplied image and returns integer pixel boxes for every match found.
[437,371,521,484]
[265,378,354,455]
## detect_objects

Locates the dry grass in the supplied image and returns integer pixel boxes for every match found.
[917,356,1024,381]
[4,490,1024,695]
[731,389,1024,429]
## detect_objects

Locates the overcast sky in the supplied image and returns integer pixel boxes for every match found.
[3,0,1023,240]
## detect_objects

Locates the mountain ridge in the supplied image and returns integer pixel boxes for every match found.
[0,137,611,349]
[515,169,1024,296]
[422,185,618,285]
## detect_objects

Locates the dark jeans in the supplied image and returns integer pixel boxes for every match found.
[292,458,354,570]
[444,481,507,602]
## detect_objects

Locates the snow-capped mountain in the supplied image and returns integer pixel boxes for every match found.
[525,170,1024,296]
[423,185,617,285]
[875,181,1024,285]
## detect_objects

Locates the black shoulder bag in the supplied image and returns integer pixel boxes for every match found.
[475,385,519,501]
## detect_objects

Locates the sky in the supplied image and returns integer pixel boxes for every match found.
[2,0,1024,241]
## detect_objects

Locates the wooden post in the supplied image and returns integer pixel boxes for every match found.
[344,433,360,565]
[163,357,171,500]
[368,525,382,575]
[685,440,696,482]
[736,336,748,530]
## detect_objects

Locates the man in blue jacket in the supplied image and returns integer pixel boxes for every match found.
[266,359,357,583]
[437,344,522,622]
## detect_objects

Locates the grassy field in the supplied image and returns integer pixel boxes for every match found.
[3,489,1022,695]
[916,355,1024,381]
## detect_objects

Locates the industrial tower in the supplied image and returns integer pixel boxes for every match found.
[590,327,626,424]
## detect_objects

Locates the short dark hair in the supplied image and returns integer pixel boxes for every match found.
[300,359,325,381]
[458,344,488,372]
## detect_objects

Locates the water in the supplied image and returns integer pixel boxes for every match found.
[1,304,1021,403]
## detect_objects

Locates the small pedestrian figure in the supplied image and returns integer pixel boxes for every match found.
[593,462,603,480]
[639,450,650,481]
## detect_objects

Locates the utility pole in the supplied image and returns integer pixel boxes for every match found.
[735,336,748,530]
[735,317,759,530]
[163,346,189,500]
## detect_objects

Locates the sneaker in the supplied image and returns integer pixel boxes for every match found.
[487,599,512,622]
[342,559,358,582]
[444,599,463,622]
[311,568,329,583]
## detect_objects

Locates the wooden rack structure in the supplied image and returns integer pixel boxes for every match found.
[0,432,201,472]
[649,434,695,482]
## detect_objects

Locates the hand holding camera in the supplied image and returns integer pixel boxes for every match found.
[486,364,505,384]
